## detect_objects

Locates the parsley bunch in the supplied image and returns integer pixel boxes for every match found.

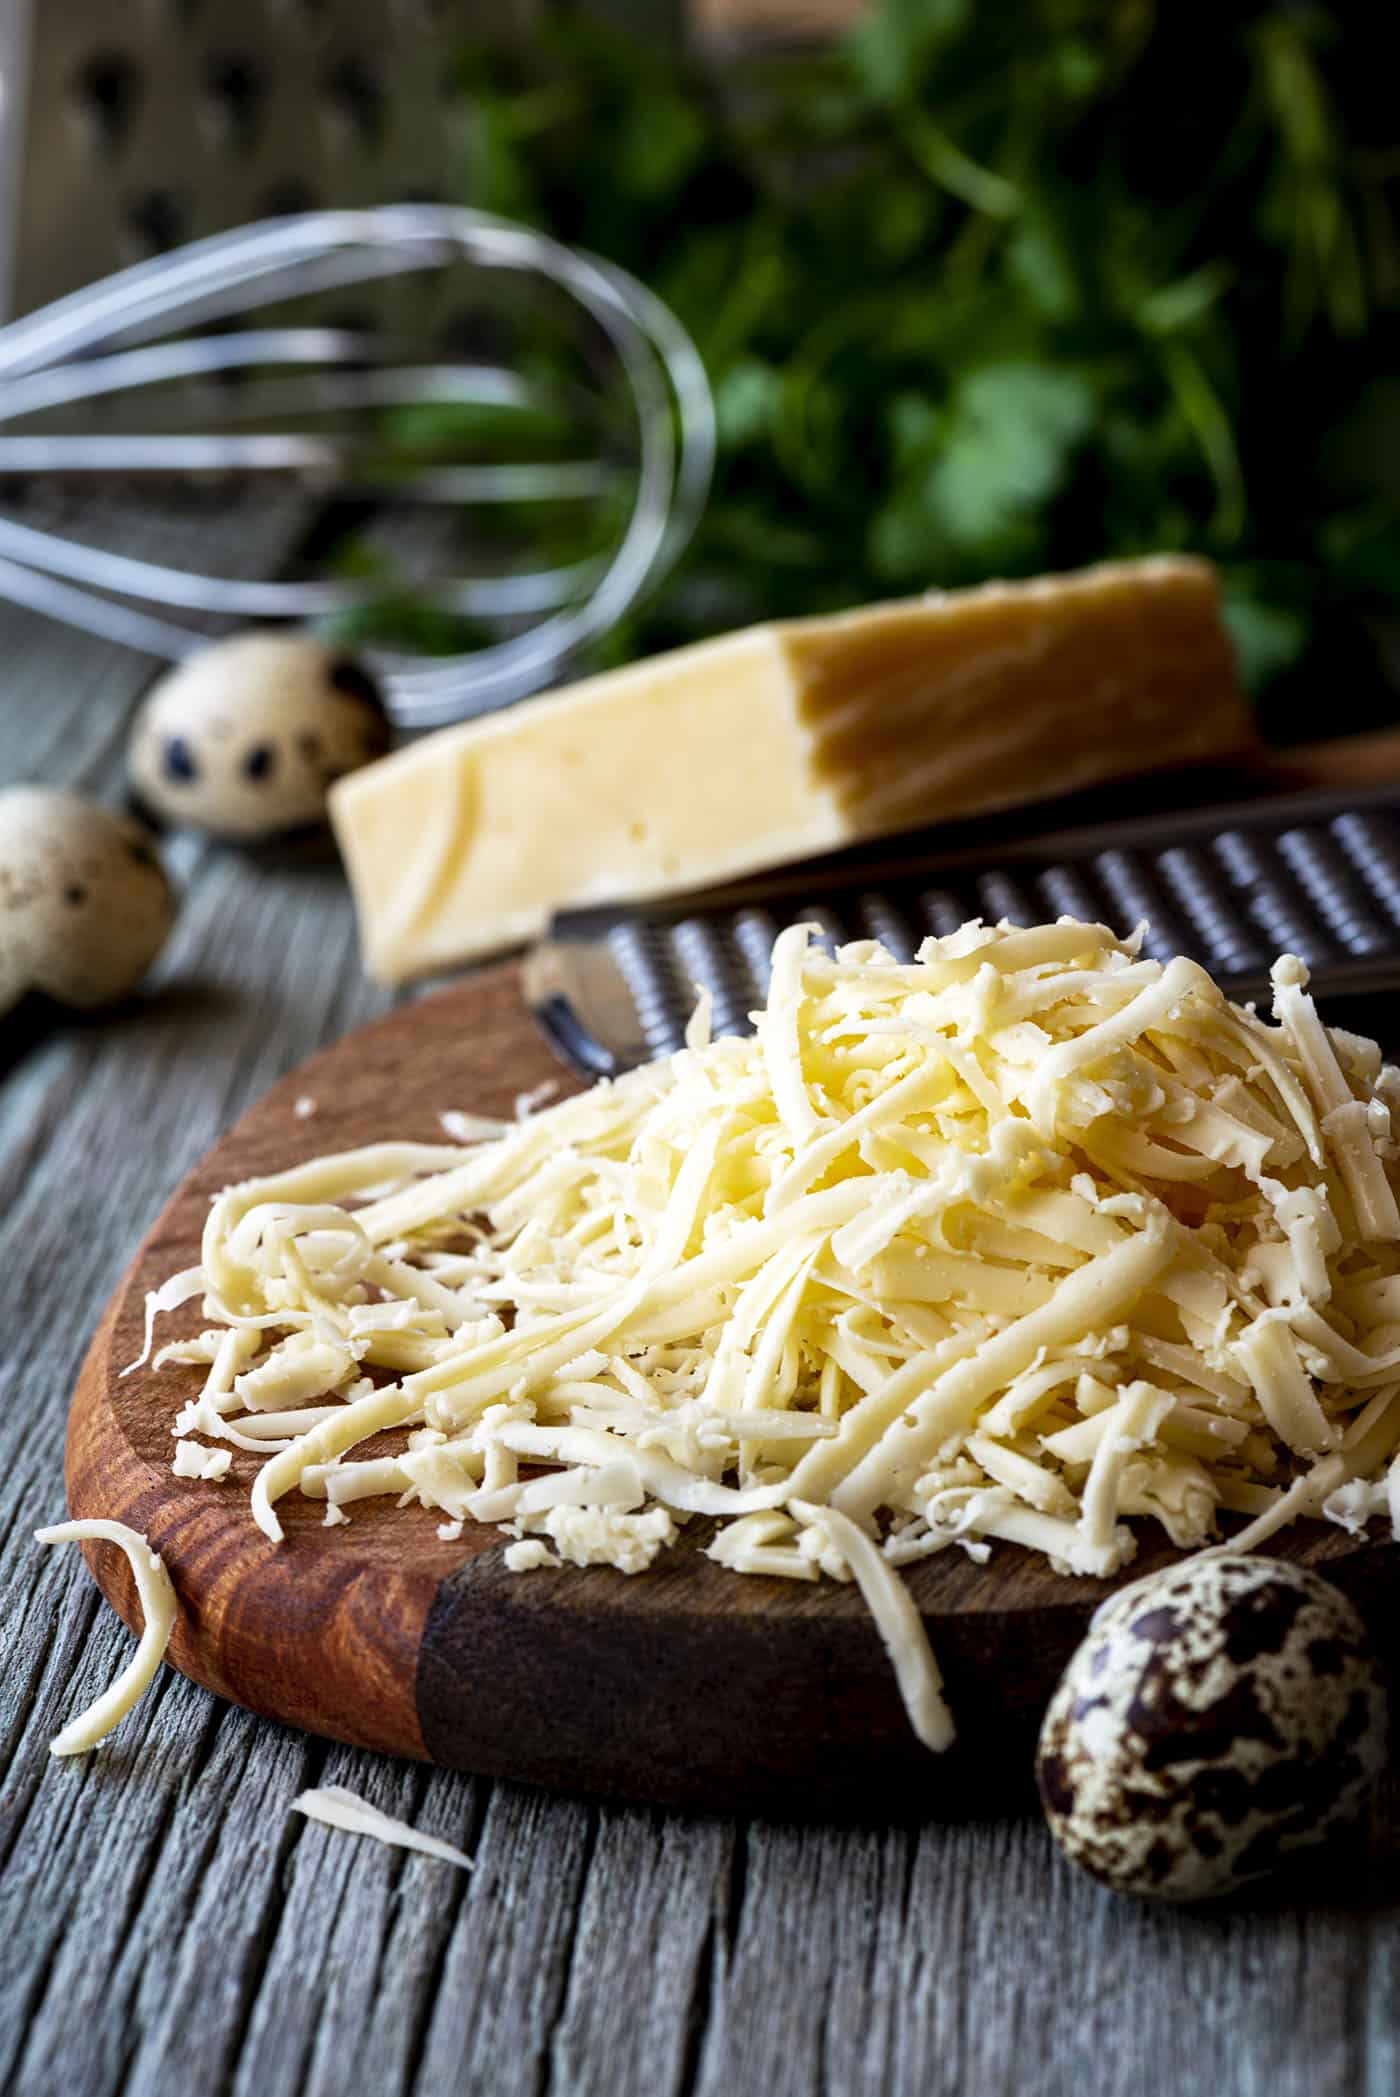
[446,0,1400,739]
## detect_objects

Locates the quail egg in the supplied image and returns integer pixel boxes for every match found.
[1037,1553,1388,1901]
[0,786,176,1014]
[128,633,391,841]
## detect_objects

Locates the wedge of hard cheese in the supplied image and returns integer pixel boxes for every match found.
[331,555,1248,981]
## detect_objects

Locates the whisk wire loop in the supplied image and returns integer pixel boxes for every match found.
[0,206,715,728]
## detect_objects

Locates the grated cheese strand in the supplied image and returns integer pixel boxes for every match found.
[36,1519,177,1755]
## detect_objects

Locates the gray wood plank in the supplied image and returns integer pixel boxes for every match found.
[281,1758,483,2097]
[408,1786,599,2097]
[0,489,398,2097]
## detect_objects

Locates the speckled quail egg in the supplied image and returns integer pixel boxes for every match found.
[1037,1553,1388,1901]
[128,633,391,841]
[0,786,176,1014]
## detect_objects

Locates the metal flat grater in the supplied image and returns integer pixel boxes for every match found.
[524,782,1400,1076]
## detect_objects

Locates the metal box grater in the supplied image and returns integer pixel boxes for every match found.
[0,0,673,321]
[524,783,1400,1076]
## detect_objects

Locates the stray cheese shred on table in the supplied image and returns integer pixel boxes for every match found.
[136,918,1400,1754]
[290,1785,474,1869]
[35,1519,177,1754]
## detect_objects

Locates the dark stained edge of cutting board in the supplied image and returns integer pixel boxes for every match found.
[65,962,1400,1819]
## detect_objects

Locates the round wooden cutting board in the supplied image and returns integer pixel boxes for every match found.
[66,964,1400,1818]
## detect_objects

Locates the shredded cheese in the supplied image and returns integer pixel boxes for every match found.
[137,919,1400,1756]
[35,1519,177,1755]
[290,1785,474,1869]
[172,1440,232,1481]
[791,1499,954,1750]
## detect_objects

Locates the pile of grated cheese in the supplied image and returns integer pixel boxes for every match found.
[142,918,1400,1754]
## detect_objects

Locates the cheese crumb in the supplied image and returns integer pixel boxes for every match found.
[504,1539,559,1571]
[172,1441,233,1482]
[538,1504,676,1573]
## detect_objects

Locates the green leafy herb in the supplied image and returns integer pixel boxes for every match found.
[433,0,1400,740]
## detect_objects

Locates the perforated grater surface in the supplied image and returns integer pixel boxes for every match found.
[0,3,689,321]
[0,0,537,320]
[524,782,1400,1076]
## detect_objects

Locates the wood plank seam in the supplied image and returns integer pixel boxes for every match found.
[395,1785,482,2097]
[208,1742,331,2097]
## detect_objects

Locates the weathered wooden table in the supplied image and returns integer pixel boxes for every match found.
[2,488,1399,2097]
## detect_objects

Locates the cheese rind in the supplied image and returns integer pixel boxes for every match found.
[331,556,1247,982]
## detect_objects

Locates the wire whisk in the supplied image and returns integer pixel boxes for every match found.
[0,206,715,728]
